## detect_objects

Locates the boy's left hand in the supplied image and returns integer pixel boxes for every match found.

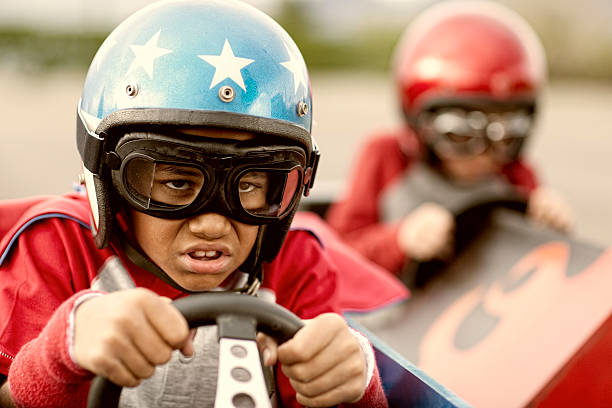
[257,313,367,407]
[527,187,573,233]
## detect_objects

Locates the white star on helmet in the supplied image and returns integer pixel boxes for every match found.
[126,30,173,79]
[199,39,254,91]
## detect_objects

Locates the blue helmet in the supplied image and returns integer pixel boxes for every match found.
[76,0,318,282]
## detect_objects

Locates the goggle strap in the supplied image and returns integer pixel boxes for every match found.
[304,147,320,197]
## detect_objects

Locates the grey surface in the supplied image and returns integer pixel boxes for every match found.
[355,210,605,363]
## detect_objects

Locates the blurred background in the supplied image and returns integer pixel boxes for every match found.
[1,0,611,246]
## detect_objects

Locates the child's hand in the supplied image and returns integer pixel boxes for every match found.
[397,202,455,261]
[527,187,573,233]
[257,313,367,407]
[73,288,192,387]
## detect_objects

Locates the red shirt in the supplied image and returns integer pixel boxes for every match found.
[327,128,538,275]
[0,193,386,407]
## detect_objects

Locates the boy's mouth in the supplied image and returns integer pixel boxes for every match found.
[181,245,232,275]
[188,250,222,260]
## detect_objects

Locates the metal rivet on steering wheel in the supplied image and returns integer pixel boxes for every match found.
[86,292,304,408]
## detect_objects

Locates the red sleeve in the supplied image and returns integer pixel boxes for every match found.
[8,291,100,408]
[263,232,388,407]
[347,362,388,408]
[326,132,416,275]
[0,218,101,377]
[264,230,341,318]
[502,158,539,194]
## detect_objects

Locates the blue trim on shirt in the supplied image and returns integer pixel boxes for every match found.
[0,214,90,267]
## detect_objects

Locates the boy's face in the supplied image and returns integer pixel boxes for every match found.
[440,151,503,183]
[128,129,259,292]
[419,107,531,183]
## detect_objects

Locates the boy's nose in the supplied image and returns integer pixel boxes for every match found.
[187,212,231,239]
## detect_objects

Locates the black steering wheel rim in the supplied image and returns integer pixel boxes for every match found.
[86,292,304,408]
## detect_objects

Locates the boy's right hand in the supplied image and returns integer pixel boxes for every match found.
[73,288,191,387]
[397,202,455,262]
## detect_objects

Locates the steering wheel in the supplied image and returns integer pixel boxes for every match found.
[86,292,304,408]
[400,193,528,289]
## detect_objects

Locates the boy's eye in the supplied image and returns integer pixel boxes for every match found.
[149,164,205,205]
[238,181,257,193]
[498,137,519,146]
[238,172,269,211]
[151,177,202,205]
[165,180,191,190]
[239,172,268,193]
[446,132,475,143]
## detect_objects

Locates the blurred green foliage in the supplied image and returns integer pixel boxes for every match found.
[274,1,401,71]
[0,28,105,74]
[278,27,402,72]
[0,1,610,79]
[533,11,612,79]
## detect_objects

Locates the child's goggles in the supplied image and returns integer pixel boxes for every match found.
[109,132,308,224]
[418,108,533,161]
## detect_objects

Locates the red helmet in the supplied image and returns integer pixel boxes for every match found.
[393,1,547,122]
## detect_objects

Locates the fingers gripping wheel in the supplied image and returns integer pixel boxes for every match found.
[401,194,528,289]
[86,293,304,408]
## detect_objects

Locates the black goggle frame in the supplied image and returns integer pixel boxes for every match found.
[415,98,537,163]
[109,132,308,224]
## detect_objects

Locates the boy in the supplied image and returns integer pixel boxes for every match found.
[326,1,573,277]
[0,1,387,407]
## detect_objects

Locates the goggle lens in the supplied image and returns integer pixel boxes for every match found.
[238,168,301,218]
[120,155,302,221]
[419,109,532,161]
[125,158,206,209]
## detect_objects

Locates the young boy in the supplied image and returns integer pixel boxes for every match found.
[0,1,387,407]
[326,1,573,277]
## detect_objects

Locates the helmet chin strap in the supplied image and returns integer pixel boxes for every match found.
[115,223,265,295]
[92,175,114,249]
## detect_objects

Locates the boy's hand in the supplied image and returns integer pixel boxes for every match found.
[257,313,367,407]
[527,187,573,233]
[73,288,191,387]
[397,202,455,261]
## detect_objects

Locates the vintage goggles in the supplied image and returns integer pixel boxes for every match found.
[109,132,308,224]
[418,108,533,161]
